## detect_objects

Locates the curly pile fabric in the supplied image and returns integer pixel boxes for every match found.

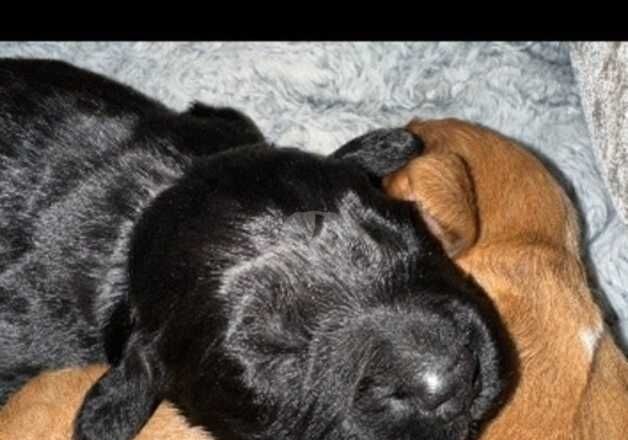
[570,43,628,225]
[1,42,626,345]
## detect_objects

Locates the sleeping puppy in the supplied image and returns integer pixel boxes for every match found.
[0,59,511,440]
[382,118,628,439]
[0,365,212,440]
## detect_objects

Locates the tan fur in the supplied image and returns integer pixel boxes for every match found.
[383,118,628,439]
[0,365,213,440]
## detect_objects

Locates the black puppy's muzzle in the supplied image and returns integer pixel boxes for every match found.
[352,307,479,419]
[339,288,510,440]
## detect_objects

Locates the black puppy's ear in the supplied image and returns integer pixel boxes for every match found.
[165,102,266,157]
[182,102,265,144]
[330,128,424,179]
[73,338,163,440]
[182,102,251,123]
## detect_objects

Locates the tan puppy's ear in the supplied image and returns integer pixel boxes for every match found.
[383,152,478,258]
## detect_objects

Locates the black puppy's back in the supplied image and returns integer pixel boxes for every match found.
[0,59,265,402]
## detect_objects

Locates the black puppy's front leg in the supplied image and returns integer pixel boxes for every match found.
[73,337,163,440]
[330,127,424,179]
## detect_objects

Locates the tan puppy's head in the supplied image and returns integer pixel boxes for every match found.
[383,118,581,259]
[382,118,600,341]
[0,365,213,440]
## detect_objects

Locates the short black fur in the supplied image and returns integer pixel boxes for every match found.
[0,59,512,440]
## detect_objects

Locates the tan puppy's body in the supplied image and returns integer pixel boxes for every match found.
[384,119,628,440]
[0,365,212,440]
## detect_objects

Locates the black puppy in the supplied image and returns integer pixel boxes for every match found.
[0,59,511,440]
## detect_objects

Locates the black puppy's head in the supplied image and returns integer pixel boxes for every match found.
[128,148,512,440]
[87,146,508,440]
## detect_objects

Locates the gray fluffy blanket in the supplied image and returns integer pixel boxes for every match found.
[571,42,628,225]
[1,41,627,346]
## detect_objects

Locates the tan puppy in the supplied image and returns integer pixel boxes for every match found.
[0,365,212,440]
[383,118,628,440]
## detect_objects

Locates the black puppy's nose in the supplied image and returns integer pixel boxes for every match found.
[412,349,477,418]
[416,369,456,410]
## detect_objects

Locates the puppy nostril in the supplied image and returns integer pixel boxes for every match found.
[471,359,482,393]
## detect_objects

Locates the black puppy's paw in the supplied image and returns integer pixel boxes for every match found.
[330,127,424,178]
[73,346,161,440]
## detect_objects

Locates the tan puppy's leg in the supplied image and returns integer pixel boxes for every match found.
[573,333,628,440]
[0,365,212,440]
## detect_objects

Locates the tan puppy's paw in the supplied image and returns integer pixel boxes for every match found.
[383,151,478,258]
